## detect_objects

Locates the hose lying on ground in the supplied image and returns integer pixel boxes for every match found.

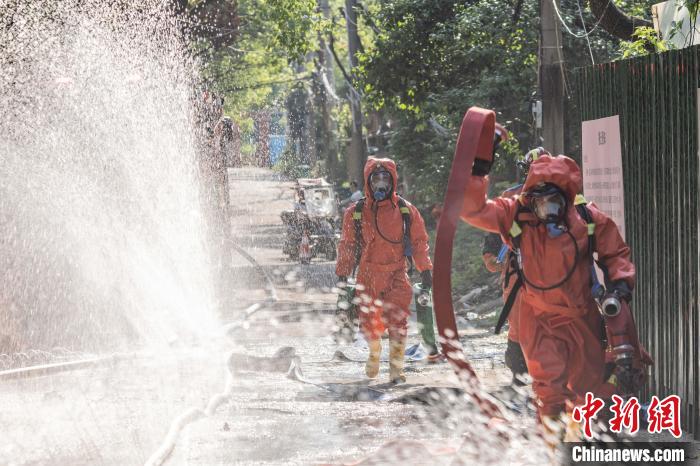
[227,239,279,302]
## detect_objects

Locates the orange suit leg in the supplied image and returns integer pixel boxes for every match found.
[519,300,610,417]
[357,270,412,341]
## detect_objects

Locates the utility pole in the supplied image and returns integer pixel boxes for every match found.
[344,0,366,186]
[539,0,565,155]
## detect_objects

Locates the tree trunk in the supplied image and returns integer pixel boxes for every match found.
[316,0,339,179]
[588,0,653,41]
[345,0,366,187]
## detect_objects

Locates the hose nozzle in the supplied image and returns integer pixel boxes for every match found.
[599,293,621,317]
[413,283,432,307]
[417,292,431,307]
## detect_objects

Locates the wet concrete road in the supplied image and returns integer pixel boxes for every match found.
[0,167,544,465]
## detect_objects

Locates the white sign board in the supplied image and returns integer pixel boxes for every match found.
[581,115,626,239]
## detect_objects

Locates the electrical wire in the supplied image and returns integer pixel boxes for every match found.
[550,0,610,39]
[553,6,571,98]
[576,0,596,64]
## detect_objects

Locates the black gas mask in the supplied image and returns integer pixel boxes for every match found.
[527,183,567,236]
[369,168,393,201]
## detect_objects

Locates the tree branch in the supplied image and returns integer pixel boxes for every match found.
[327,30,358,94]
[356,1,381,35]
[511,0,524,25]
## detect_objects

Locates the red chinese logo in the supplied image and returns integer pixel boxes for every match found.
[571,393,683,438]
[609,395,641,434]
[648,395,682,438]
[571,392,605,438]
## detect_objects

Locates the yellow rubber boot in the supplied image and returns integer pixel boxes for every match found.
[541,413,582,453]
[365,339,382,378]
[563,413,583,442]
[389,339,406,383]
[540,415,564,451]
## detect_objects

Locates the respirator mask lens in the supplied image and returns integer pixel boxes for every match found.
[532,191,566,223]
[369,170,392,200]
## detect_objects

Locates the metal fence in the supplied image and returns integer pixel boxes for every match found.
[574,45,699,439]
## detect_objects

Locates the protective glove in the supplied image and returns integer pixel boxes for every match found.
[471,158,492,176]
[472,127,505,176]
[420,270,433,291]
[610,280,632,302]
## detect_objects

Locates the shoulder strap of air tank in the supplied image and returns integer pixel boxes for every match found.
[574,194,602,292]
[495,199,527,334]
[508,198,526,250]
[495,274,522,334]
[574,194,596,254]
[397,196,412,230]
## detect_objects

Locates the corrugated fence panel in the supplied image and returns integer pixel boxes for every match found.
[574,45,700,439]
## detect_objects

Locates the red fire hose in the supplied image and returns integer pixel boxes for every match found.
[433,107,505,419]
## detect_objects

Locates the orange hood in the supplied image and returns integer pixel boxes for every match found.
[522,154,582,202]
[364,157,399,204]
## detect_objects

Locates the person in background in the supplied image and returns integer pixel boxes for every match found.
[340,180,363,207]
[481,147,550,386]
[336,158,432,383]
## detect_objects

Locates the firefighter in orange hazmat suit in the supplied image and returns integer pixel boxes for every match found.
[481,186,526,384]
[336,157,433,383]
[462,154,650,424]
[481,147,550,386]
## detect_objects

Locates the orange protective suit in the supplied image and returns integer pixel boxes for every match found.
[336,157,433,341]
[461,155,642,417]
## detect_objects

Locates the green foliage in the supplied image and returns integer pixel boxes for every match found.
[424,221,493,297]
[682,0,700,22]
[355,0,539,203]
[619,26,671,58]
[360,0,538,120]
[491,131,522,181]
[616,0,656,17]
[449,223,496,296]
[249,0,324,62]
[274,146,311,179]
[195,0,325,140]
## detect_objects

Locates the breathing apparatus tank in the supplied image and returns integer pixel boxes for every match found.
[412,283,438,356]
[413,283,432,307]
[334,278,358,344]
